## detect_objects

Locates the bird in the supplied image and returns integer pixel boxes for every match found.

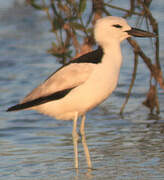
[7,16,155,169]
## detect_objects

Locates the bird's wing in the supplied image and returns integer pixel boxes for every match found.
[21,62,96,103]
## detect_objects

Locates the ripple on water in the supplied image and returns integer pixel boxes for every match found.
[1,1,164,179]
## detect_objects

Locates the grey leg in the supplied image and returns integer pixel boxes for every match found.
[72,112,79,169]
[80,114,86,136]
[80,115,92,169]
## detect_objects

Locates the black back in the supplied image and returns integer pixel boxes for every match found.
[71,46,103,64]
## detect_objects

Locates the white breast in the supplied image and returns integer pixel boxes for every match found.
[33,52,122,120]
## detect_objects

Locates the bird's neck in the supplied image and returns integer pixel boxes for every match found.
[102,41,122,69]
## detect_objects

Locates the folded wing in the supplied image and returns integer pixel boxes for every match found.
[7,46,103,111]
[21,62,96,104]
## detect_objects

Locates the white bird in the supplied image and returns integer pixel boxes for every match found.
[7,16,155,169]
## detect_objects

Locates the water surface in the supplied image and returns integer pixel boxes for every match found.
[0,1,164,179]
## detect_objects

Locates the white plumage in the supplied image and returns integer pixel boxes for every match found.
[21,17,128,120]
[34,59,119,120]
[7,16,155,169]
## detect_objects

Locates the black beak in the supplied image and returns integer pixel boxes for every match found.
[126,27,156,37]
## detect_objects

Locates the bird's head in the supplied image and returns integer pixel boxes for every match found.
[94,16,155,47]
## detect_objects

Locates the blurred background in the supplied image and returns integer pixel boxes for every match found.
[0,0,164,179]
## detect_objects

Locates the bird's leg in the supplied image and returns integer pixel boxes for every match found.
[80,115,92,169]
[80,114,86,136]
[72,112,79,169]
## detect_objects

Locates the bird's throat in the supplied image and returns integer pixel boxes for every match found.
[102,42,122,69]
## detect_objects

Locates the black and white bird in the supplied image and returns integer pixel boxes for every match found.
[7,16,155,169]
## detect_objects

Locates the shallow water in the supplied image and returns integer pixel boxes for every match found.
[0,1,164,179]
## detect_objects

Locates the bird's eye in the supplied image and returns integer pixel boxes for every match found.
[113,24,122,28]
